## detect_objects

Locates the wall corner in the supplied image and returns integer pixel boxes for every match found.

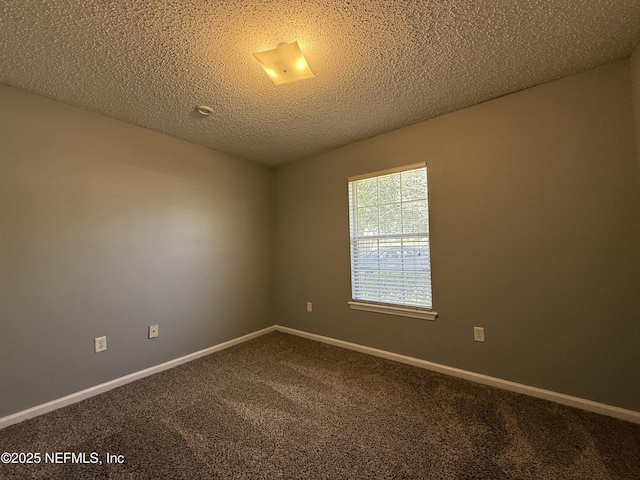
[630,44,640,191]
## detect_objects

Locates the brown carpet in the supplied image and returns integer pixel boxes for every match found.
[1,331,639,479]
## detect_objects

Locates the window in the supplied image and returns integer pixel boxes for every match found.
[347,163,437,320]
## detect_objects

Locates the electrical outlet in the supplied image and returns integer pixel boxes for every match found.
[306,302,312,312]
[474,327,485,343]
[148,324,159,339]
[95,336,107,353]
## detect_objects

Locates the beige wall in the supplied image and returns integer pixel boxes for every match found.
[0,85,274,417]
[632,43,640,186]
[274,60,640,411]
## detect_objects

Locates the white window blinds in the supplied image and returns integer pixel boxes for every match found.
[348,163,433,310]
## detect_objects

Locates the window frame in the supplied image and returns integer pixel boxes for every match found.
[347,163,437,321]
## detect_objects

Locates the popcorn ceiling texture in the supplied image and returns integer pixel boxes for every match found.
[1,0,639,165]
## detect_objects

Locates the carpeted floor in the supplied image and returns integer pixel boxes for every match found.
[1,331,639,479]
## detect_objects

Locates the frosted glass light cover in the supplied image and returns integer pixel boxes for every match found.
[253,41,315,86]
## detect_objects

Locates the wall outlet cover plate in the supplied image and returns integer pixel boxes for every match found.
[149,324,159,339]
[95,336,107,353]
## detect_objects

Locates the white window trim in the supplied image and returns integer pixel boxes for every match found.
[348,162,435,318]
[348,300,438,321]
[347,162,427,182]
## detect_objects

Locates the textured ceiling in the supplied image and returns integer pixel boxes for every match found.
[2,1,640,166]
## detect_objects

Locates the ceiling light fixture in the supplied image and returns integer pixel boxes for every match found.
[253,41,314,86]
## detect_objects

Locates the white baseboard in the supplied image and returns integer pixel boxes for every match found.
[274,325,640,425]
[0,326,276,430]
[3,323,639,429]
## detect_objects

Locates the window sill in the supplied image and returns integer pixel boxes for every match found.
[347,301,437,321]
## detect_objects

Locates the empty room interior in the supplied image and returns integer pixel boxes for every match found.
[2,1,640,478]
